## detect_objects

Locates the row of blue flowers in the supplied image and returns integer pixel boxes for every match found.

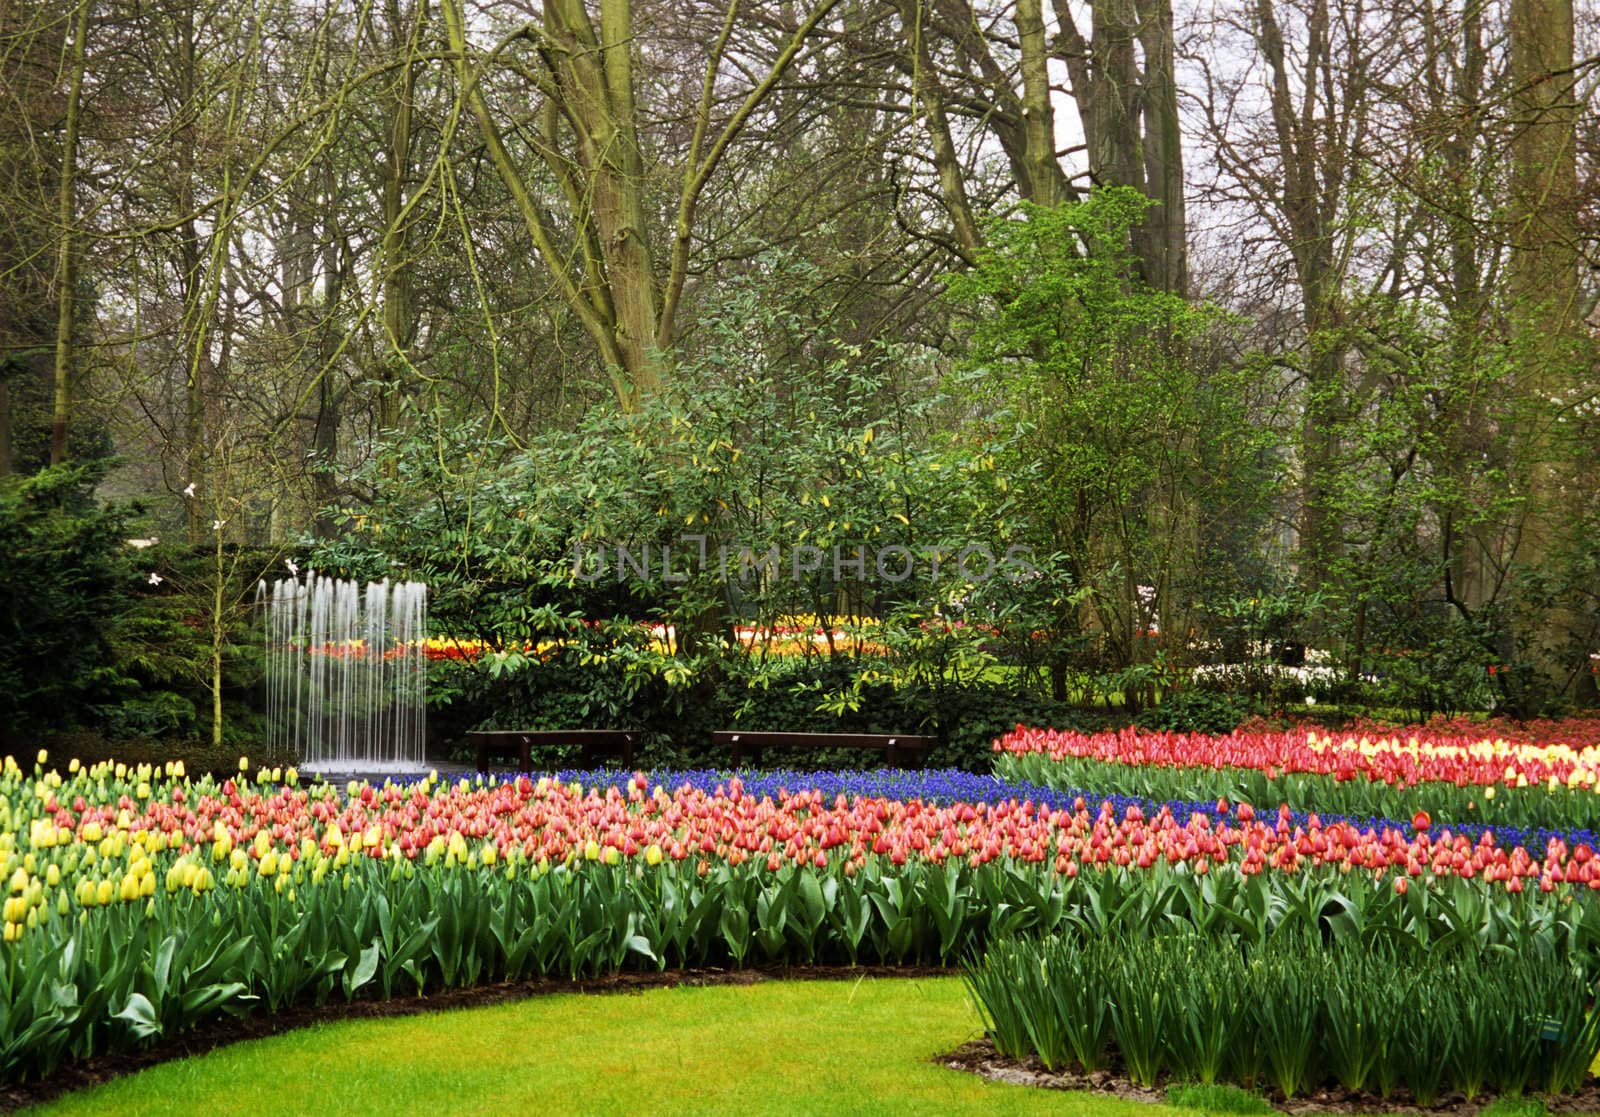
[498,765,1600,858]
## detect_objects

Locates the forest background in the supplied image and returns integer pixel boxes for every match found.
[1,0,1597,764]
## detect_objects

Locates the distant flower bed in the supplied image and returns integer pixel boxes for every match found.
[994,723,1600,833]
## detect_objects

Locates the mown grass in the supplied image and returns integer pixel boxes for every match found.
[1164,1083,1274,1114]
[24,977,1189,1117]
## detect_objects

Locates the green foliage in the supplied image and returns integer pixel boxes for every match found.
[307,272,1099,756]
[1135,691,1253,736]
[945,190,1278,687]
[0,465,134,748]
[965,930,1600,1099]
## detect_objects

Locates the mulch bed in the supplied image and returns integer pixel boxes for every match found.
[938,1038,1600,1114]
[0,963,954,1113]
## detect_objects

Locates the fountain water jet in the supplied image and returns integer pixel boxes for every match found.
[258,573,428,773]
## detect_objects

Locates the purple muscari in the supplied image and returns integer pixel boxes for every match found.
[485,764,1599,855]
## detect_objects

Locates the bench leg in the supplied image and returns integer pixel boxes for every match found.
[886,745,898,767]
[622,738,635,768]
[474,740,487,773]
[518,737,532,772]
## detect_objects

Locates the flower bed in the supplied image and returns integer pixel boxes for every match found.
[5,752,1600,1086]
[995,724,1600,832]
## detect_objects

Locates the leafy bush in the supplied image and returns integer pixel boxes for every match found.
[428,644,1087,772]
[1135,691,1252,735]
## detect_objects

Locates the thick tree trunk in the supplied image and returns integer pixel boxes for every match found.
[1134,0,1186,294]
[1507,0,1586,704]
[1250,0,1349,594]
[1052,0,1186,289]
[554,0,662,400]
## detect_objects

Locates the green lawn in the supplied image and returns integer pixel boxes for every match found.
[23,976,1188,1117]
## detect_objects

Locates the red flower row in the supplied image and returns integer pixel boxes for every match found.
[995,725,1600,792]
[37,773,1598,892]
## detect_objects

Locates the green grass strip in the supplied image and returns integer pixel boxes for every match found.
[22,977,1186,1117]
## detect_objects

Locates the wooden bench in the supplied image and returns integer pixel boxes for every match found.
[468,729,640,772]
[711,730,937,769]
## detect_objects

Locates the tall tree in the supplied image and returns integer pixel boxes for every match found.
[1506,0,1593,702]
[48,0,91,464]
[439,0,842,409]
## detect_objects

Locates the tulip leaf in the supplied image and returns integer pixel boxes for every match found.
[114,993,161,1040]
[345,944,380,999]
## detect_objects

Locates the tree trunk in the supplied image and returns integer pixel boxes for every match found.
[896,0,982,257]
[378,0,418,440]
[177,3,206,543]
[1052,0,1186,287]
[1134,0,1186,294]
[548,0,663,401]
[1507,0,1585,704]
[1015,0,1058,208]
[49,0,91,466]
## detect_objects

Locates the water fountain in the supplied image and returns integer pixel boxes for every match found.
[259,573,428,774]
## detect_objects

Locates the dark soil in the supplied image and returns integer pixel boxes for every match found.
[0,963,955,1113]
[938,1038,1600,1115]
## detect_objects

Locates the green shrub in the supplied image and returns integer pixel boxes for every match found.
[0,464,133,749]
[1135,691,1252,735]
